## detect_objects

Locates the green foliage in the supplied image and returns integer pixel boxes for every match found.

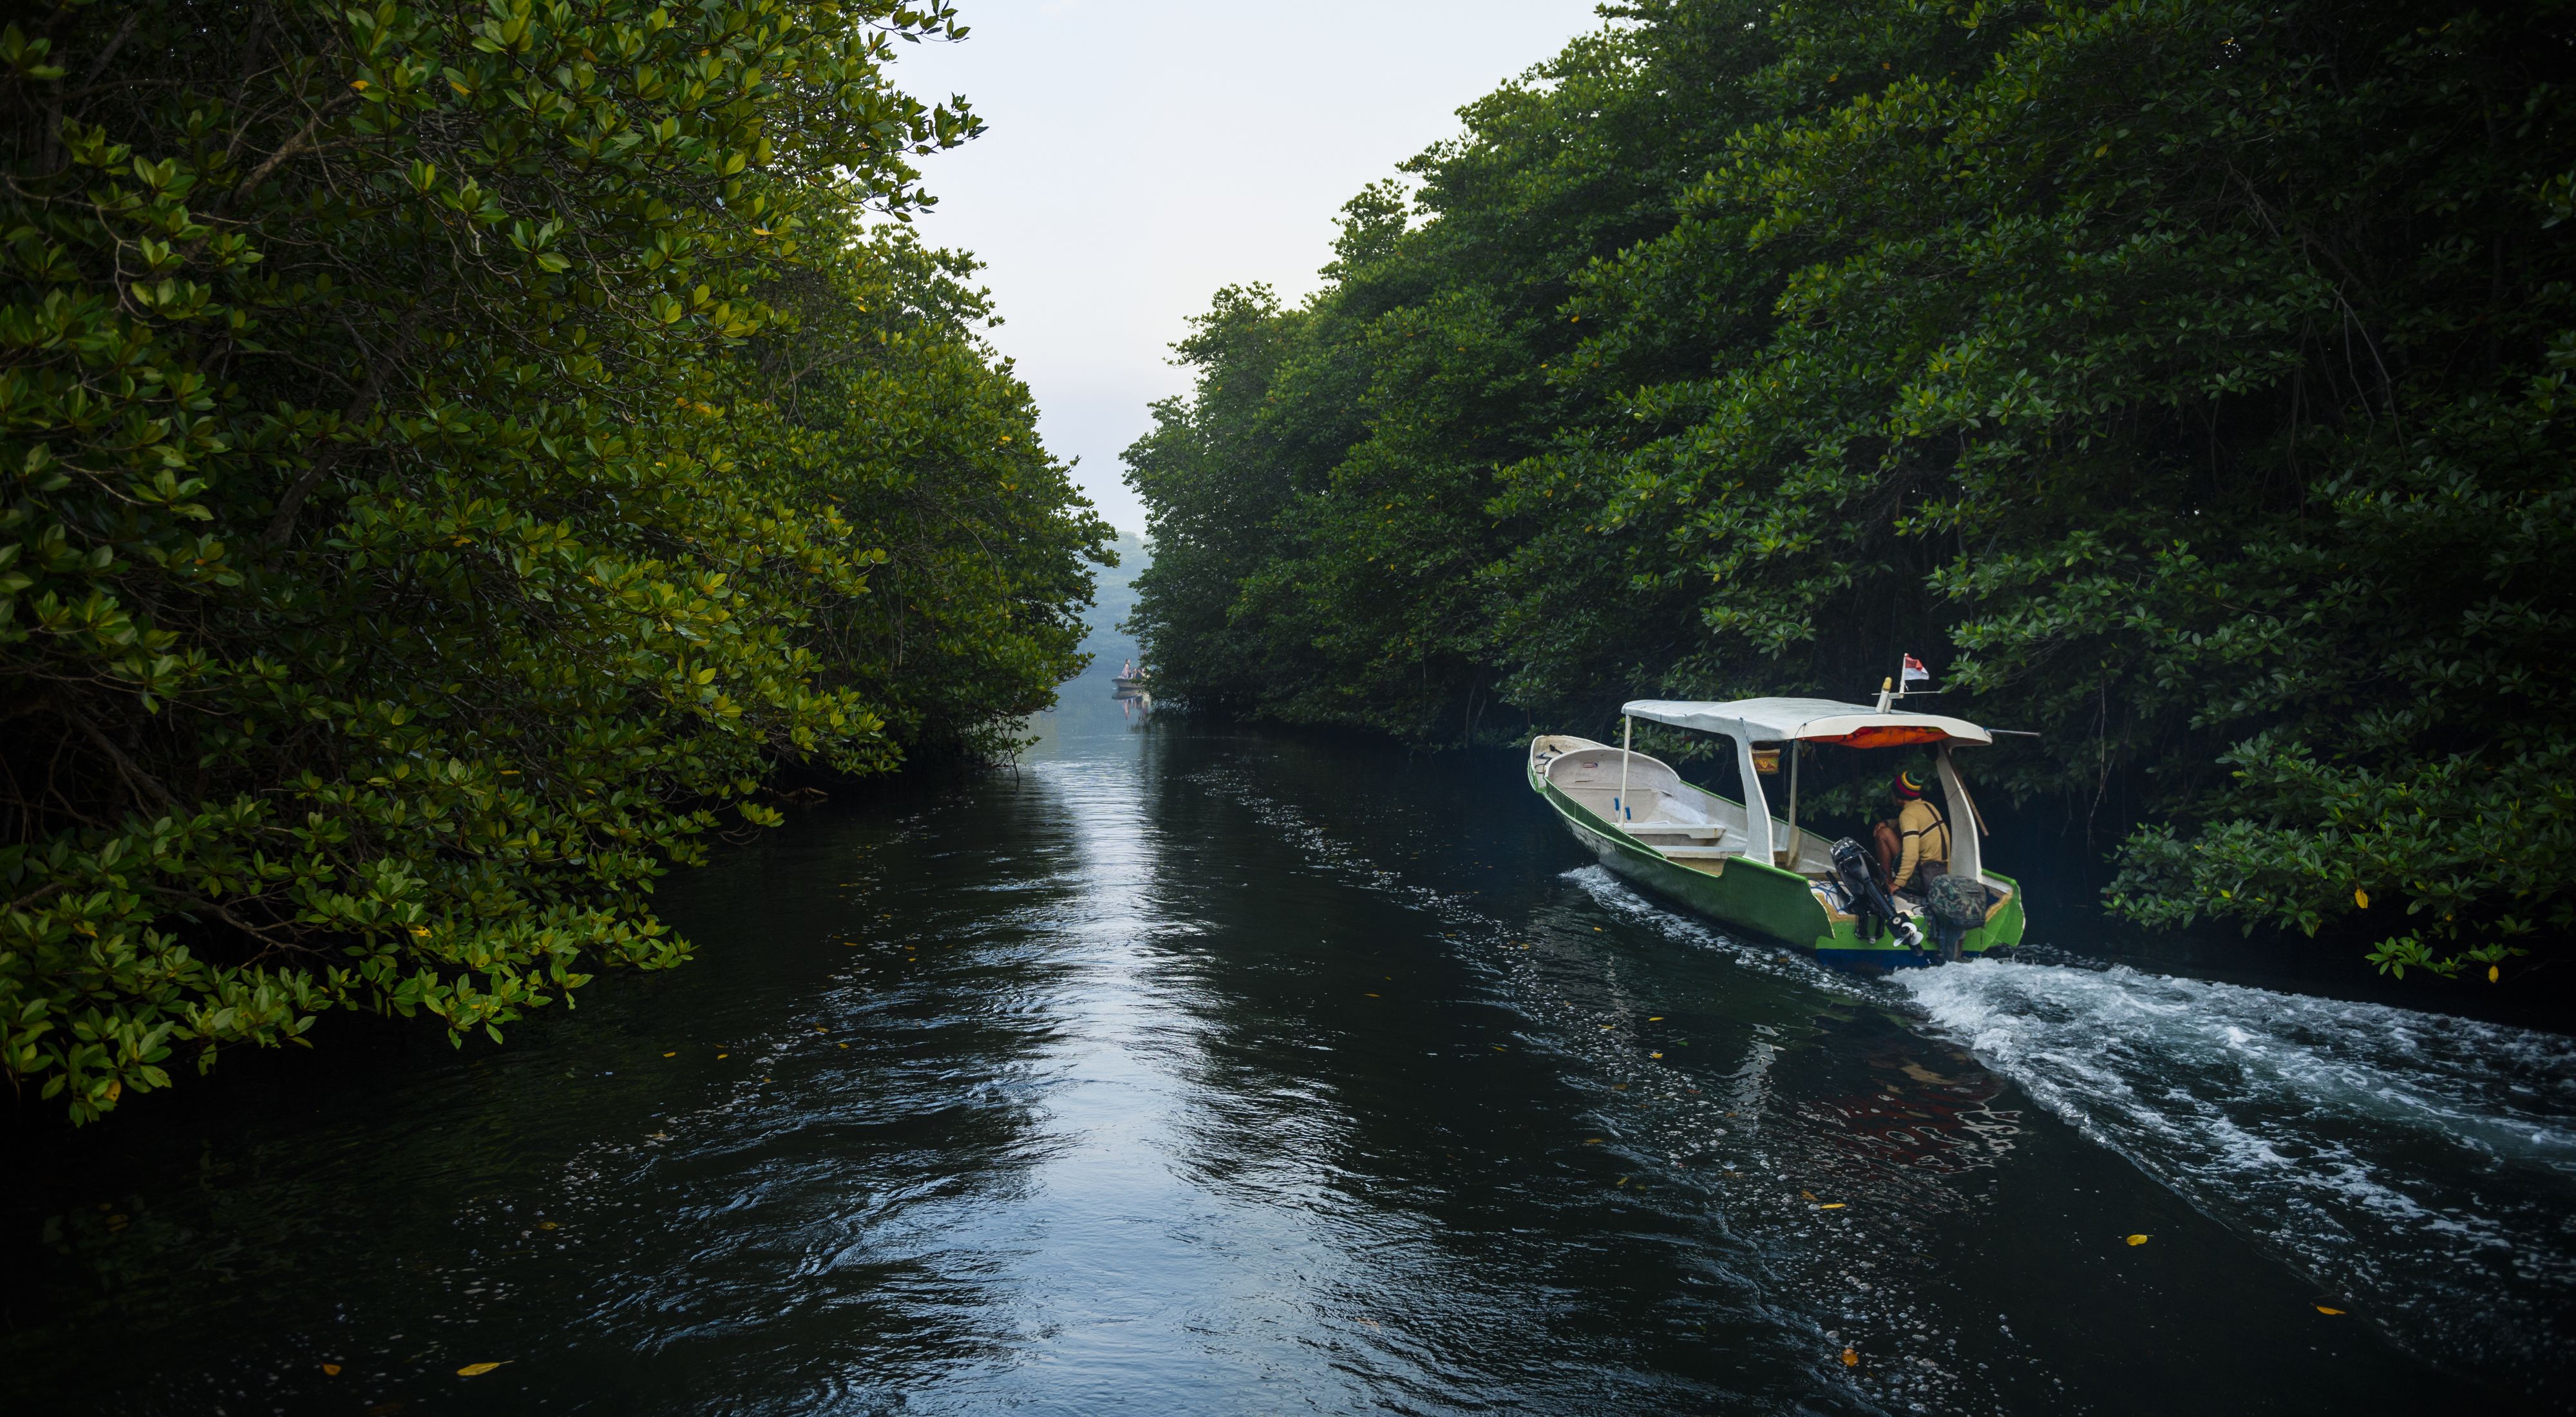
[2,0,1108,1121]
[1124,0,2576,980]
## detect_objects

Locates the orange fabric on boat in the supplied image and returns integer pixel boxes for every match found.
[1810,724,1952,748]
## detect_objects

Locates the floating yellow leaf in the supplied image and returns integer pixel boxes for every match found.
[2489,965,2500,983]
[715,1053,728,1060]
[1841,1347,1859,1367]
[456,1361,508,1376]
[1648,1016,1664,1022]
[321,1364,342,1376]
[1818,1203,1846,1210]
[537,1221,558,1230]
[2125,1233,2150,1246]
[2316,1306,2345,1315]
[1364,993,1379,998]
[838,1043,849,1049]
[1585,1137,1603,1145]
[661,1051,676,1058]
[2354,888,2370,909]
[1801,1190,1817,1201]
[1650,1052,1663,1059]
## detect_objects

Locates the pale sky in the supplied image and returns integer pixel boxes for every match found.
[891,1,1608,535]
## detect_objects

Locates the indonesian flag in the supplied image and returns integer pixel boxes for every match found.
[1902,654,1931,684]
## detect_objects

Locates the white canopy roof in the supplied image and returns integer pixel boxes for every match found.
[1620,696,1993,747]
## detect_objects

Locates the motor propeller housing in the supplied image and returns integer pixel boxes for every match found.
[1830,837,1926,954]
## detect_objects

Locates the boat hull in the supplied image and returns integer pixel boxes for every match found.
[1528,747,2025,970]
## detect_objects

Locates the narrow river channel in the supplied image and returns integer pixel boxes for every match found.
[7,576,2573,1416]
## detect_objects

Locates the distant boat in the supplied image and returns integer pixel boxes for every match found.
[1530,694,2026,971]
[1111,660,1152,696]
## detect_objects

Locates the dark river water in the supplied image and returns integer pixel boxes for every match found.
[7,556,2575,1415]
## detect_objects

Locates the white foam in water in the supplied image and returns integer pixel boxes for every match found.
[1564,866,1853,989]
[1899,960,2576,1374]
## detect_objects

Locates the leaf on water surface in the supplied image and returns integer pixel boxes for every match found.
[662,1052,676,1058]
[538,1221,558,1230]
[1650,1051,1663,1058]
[2316,1306,2345,1315]
[1586,1137,1604,1145]
[1365,993,1379,998]
[456,1362,509,1376]
[1841,1348,1859,1367]
[715,1053,728,1059]
[1818,1203,1846,1210]
[1648,1016,1663,1022]
[321,1364,342,1376]
[838,1043,849,1049]
[2125,1234,2151,1246]
[1801,1190,1818,1201]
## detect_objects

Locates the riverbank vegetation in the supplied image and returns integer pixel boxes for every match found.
[2,0,1111,1121]
[1126,0,2576,982]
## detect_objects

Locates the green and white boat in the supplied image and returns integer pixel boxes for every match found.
[1528,696,2026,970]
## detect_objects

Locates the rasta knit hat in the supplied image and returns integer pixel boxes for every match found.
[1894,770,1926,799]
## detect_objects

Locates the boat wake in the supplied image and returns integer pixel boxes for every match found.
[1898,961,2576,1382]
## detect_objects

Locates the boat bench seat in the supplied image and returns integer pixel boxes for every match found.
[1654,845,1738,860]
[1627,822,1722,838]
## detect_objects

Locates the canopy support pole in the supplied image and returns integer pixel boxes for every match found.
[1783,742,1800,865]
[1732,735,1775,862]
[1935,746,1985,884]
[1617,714,1632,821]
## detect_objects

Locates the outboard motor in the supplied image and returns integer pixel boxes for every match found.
[1830,837,1925,956]
[1925,872,1990,963]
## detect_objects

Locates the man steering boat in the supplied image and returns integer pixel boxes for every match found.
[1874,770,1950,899]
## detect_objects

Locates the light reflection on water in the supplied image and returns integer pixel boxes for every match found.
[3,605,2565,1414]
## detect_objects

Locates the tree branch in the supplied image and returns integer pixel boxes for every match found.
[263,301,425,547]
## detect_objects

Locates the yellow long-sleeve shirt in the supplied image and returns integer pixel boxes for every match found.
[1891,797,1950,892]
